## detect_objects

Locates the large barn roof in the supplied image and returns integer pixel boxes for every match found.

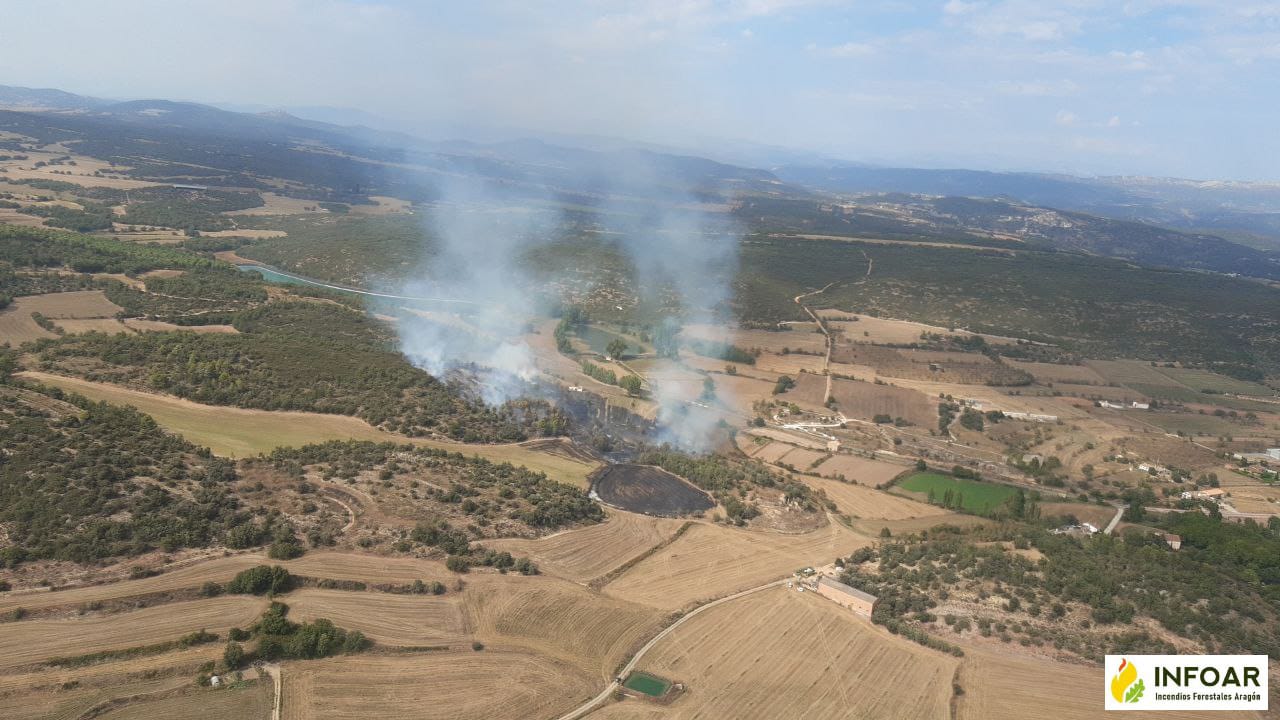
[818,576,877,604]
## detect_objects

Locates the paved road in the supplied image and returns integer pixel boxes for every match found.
[551,578,788,720]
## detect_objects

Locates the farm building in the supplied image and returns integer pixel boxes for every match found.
[816,577,878,617]
[1163,533,1181,551]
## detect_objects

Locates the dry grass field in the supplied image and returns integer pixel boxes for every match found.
[280,650,590,720]
[2,290,128,345]
[101,681,274,720]
[1005,359,1108,385]
[1086,359,1185,387]
[17,373,599,486]
[286,589,467,647]
[122,318,239,334]
[800,475,949,520]
[0,674,200,720]
[12,290,123,318]
[683,323,826,354]
[0,596,267,671]
[51,317,135,335]
[604,521,869,611]
[954,645,1257,720]
[812,453,908,485]
[0,550,457,611]
[462,573,664,681]
[753,352,827,375]
[485,511,685,584]
[791,373,936,427]
[605,586,957,720]
[0,305,56,344]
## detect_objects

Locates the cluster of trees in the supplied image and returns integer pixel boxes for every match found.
[842,516,1280,659]
[262,440,603,532]
[119,191,264,233]
[773,375,795,395]
[36,301,562,442]
[685,339,757,365]
[554,305,588,354]
[225,565,295,595]
[25,201,115,232]
[410,520,538,575]
[634,446,819,515]
[0,224,212,274]
[103,266,268,320]
[220,601,369,674]
[0,383,256,567]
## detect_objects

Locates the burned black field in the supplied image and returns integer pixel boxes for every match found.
[591,463,714,516]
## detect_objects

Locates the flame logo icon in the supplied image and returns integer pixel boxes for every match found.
[1110,658,1144,704]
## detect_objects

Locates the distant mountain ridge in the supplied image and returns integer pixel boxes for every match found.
[0,82,1276,279]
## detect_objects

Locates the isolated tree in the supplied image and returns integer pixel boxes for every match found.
[223,641,245,670]
[606,338,627,360]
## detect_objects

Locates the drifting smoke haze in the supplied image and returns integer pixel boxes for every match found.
[386,154,743,450]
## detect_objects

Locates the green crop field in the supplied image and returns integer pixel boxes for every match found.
[624,671,672,697]
[897,472,1018,515]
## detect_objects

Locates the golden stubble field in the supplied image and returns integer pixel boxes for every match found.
[954,644,1263,720]
[599,585,957,720]
[603,520,869,611]
[485,511,686,584]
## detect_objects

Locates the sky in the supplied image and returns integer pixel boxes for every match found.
[2,0,1279,180]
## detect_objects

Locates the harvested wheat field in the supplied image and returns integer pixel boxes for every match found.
[461,573,664,680]
[0,674,199,720]
[750,440,797,463]
[955,645,1255,720]
[13,290,123,318]
[605,521,869,611]
[801,475,949,520]
[0,596,266,670]
[793,373,936,427]
[280,650,591,720]
[774,445,828,469]
[1005,359,1108,385]
[0,552,269,612]
[286,589,467,647]
[0,305,55,344]
[99,681,274,720]
[1039,502,1119,529]
[122,318,240,333]
[753,352,827,375]
[52,317,135,335]
[607,586,956,720]
[486,511,684,583]
[812,453,908,485]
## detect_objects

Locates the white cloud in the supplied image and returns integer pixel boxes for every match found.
[943,0,981,16]
[993,79,1080,96]
[813,41,877,57]
[1055,109,1079,126]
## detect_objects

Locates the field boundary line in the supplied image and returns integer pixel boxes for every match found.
[550,578,787,720]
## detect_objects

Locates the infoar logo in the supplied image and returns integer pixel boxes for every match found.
[1110,658,1145,704]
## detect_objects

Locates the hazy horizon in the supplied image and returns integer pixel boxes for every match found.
[4,0,1279,181]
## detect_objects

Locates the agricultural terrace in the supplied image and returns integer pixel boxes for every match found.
[896,472,1019,515]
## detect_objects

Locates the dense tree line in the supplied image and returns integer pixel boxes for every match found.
[841,518,1280,660]
[34,302,564,442]
[0,383,254,566]
[0,224,212,274]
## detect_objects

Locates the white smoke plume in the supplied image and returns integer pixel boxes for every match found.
[387,153,743,450]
